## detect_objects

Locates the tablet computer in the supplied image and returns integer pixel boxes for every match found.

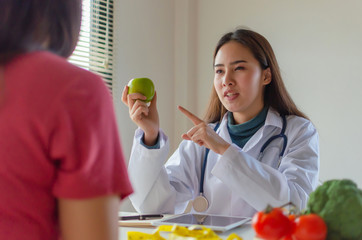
[152,213,250,232]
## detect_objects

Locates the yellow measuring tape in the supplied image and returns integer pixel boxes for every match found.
[127,225,243,240]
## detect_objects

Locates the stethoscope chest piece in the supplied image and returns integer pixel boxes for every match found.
[193,194,209,212]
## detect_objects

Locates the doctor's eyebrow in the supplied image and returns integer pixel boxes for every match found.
[213,60,247,68]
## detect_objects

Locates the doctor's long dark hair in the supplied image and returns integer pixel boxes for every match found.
[204,28,308,123]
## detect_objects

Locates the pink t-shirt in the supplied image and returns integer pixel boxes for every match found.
[0,51,133,239]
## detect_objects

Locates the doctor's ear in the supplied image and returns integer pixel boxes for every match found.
[262,67,272,85]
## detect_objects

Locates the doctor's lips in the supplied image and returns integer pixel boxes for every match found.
[224,90,239,99]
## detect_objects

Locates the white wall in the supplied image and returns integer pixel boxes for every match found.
[173,0,199,146]
[196,0,362,187]
[113,0,362,211]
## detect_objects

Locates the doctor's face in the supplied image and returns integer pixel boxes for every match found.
[213,40,271,124]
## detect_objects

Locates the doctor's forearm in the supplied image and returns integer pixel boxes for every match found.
[129,129,175,213]
[213,144,318,211]
[212,145,290,210]
[143,131,159,146]
[209,138,231,155]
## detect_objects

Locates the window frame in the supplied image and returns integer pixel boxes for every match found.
[69,0,114,90]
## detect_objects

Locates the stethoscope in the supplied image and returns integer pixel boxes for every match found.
[192,115,288,212]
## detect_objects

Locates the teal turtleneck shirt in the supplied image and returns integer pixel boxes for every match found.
[227,106,268,148]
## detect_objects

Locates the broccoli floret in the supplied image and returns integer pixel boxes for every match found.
[306,179,362,240]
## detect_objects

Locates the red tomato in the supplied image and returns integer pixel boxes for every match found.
[293,214,327,240]
[287,214,297,234]
[281,235,295,240]
[252,207,292,240]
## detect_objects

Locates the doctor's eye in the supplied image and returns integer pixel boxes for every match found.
[215,69,224,74]
[235,66,245,71]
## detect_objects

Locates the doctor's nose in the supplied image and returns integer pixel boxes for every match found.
[222,73,235,87]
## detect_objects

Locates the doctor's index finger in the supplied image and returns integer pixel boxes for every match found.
[178,106,203,125]
[121,85,129,105]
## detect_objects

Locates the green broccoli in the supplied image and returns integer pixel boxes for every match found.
[306,179,362,240]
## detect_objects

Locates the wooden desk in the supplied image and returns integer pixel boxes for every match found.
[118,212,256,239]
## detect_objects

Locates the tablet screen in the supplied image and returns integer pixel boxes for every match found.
[152,214,250,232]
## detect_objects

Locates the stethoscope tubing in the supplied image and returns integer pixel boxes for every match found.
[199,123,219,194]
[259,115,287,157]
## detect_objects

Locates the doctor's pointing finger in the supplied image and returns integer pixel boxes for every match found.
[178,106,203,125]
[178,105,230,155]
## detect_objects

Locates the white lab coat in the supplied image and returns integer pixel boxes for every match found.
[128,108,319,217]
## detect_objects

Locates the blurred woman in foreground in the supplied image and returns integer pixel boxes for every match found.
[0,1,133,239]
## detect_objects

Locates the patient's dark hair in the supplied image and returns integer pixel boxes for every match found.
[0,0,82,64]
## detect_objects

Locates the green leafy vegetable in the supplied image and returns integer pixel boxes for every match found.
[306,179,362,240]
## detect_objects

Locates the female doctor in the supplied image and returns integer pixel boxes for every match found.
[122,28,319,217]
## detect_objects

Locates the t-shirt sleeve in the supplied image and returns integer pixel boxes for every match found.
[48,70,133,199]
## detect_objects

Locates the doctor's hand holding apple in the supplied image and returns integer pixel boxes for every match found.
[122,78,159,146]
[122,77,230,154]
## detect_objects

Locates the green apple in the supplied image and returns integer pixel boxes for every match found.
[127,77,155,102]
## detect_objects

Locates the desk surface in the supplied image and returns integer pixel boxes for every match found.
[118,212,256,239]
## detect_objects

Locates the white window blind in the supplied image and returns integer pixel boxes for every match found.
[69,0,114,90]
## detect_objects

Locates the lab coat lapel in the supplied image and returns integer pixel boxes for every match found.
[215,115,232,143]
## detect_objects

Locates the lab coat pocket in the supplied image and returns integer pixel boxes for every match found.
[259,146,281,169]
